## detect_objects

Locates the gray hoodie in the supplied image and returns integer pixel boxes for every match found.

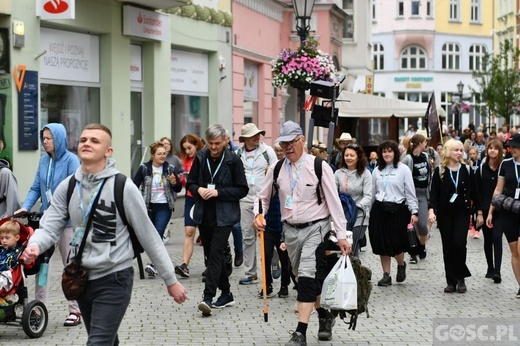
[28,158,177,286]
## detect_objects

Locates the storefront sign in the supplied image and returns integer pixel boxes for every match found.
[40,28,100,83]
[394,76,433,83]
[36,0,75,20]
[130,45,143,82]
[243,62,258,101]
[123,6,170,42]
[171,50,209,95]
[366,75,373,94]
[18,70,39,151]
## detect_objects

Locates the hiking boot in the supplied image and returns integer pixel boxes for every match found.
[257,286,276,299]
[444,285,456,293]
[485,268,494,279]
[145,263,158,277]
[317,315,335,341]
[409,255,418,264]
[457,279,467,293]
[377,273,392,286]
[234,253,243,267]
[493,271,502,284]
[212,292,235,308]
[285,331,306,346]
[278,286,289,298]
[396,263,406,283]
[239,275,258,285]
[272,262,281,279]
[175,263,190,278]
[198,299,212,316]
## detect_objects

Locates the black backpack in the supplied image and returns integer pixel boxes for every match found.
[272,157,323,205]
[66,173,145,279]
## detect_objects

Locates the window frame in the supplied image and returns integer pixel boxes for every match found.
[441,43,461,71]
[373,43,384,71]
[469,44,487,71]
[400,45,427,70]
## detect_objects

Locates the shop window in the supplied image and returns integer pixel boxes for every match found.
[171,94,208,148]
[40,84,100,153]
[244,101,258,124]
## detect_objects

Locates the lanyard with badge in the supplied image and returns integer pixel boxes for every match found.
[45,159,54,204]
[284,154,306,210]
[206,152,225,190]
[514,161,520,199]
[70,180,105,246]
[380,165,393,200]
[449,164,460,203]
[245,147,258,186]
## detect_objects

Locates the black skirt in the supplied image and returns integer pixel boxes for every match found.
[369,201,411,257]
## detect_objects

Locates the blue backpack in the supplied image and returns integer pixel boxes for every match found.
[338,191,358,231]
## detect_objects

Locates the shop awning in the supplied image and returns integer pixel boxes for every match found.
[336,92,446,118]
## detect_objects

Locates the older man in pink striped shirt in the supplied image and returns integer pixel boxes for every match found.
[253,121,350,346]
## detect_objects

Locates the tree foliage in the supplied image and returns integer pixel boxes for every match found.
[470,40,520,125]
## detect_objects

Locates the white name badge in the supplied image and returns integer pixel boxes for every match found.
[208,184,216,189]
[284,195,293,210]
[71,227,85,246]
[449,193,458,203]
[516,188,520,200]
[248,176,255,186]
[45,189,53,204]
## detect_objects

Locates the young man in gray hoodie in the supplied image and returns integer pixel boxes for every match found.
[23,123,187,345]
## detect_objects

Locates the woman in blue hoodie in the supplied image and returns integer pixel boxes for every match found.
[17,123,81,326]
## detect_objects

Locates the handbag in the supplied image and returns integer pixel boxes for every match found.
[491,194,520,215]
[379,201,402,214]
[61,179,106,300]
[320,255,357,311]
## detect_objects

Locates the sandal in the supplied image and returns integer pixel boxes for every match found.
[64,312,82,327]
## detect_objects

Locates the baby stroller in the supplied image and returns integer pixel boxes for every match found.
[0,212,49,338]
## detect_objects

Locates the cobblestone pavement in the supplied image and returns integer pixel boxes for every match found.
[1,217,519,345]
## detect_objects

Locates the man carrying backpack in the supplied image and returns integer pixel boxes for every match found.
[253,121,351,346]
[23,124,188,345]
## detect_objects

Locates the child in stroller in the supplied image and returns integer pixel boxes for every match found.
[0,215,49,338]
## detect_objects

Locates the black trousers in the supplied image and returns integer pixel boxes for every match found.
[438,211,472,286]
[482,210,503,272]
[263,230,290,288]
[199,224,232,299]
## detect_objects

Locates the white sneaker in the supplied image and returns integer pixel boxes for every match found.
[163,236,172,245]
[145,264,158,277]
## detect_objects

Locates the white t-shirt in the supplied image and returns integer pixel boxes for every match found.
[151,165,167,204]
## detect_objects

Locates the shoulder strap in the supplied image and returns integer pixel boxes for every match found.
[272,158,285,192]
[66,175,76,210]
[314,157,323,205]
[262,151,270,165]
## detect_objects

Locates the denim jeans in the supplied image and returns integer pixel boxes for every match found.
[231,222,243,255]
[77,267,134,346]
[148,203,172,239]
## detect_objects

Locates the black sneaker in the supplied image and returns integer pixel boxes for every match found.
[457,279,467,293]
[317,315,335,341]
[396,263,406,283]
[234,253,243,267]
[212,292,235,308]
[175,263,190,278]
[278,286,289,298]
[285,331,306,346]
[485,268,494,278]
[377,272,392,286]
[257,286,276,299]
[419,248,427,260]
[516,288,520,298]
[409,256,418,264]
[493,271,502,284]
[198,299,212,316]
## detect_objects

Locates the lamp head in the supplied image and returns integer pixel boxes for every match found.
[292,0,315,18]
[457,81,464,95]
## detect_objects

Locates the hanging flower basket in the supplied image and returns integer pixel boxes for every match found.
[271,37,336,90]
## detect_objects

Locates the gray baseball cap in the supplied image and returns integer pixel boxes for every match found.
[275,121,303,143]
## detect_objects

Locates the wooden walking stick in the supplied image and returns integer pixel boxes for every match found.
[258,199,268,322]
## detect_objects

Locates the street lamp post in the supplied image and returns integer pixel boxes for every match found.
[454,81,465,133]
[292,0,315,134]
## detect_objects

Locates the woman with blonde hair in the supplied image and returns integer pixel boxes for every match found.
[428,139,483,293]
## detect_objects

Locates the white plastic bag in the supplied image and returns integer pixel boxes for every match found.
[320,255,357,310]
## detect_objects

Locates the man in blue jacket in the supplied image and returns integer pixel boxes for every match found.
[188,124,248,316]
[17,123,81,327]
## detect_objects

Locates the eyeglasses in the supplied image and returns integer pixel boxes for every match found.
[280,136,302,149]
[346,143,359,149]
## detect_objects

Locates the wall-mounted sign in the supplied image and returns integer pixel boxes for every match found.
[39,28,100,83]
[366,75,373,94]
[171,49,209,95]
[123,6,170,42]
[394,76,433,83]
[36,0,75,20]
[18,70,39,151]
[243,62,258,101]
[130,44,142,82]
